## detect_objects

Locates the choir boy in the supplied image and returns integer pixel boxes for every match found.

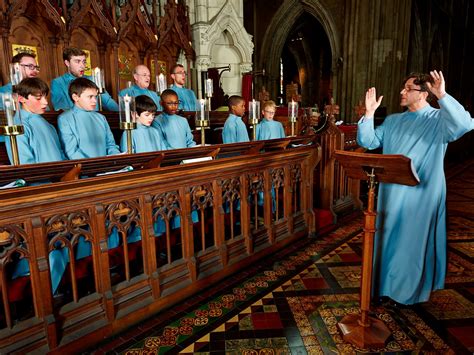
[120,95,168,153]
[152,89,196,149]
[222,95,249,143]
[57,78,120,159]
[256,100,286,140]
[5,78,65,164]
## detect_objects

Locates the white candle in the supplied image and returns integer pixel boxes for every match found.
[124,95,131,123]
[11,63,22,85]
[200,99,205,120]
[93,67,103,92]
[206,78,213,98]
[5,100,14,126]
[158,73,166,93]
[291,100,296,118]
[252,99,256,120]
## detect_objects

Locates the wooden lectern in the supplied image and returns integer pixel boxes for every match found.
[333,150,419,349]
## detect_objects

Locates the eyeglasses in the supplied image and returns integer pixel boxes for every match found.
[264,110,276,114]
[401,86,424,93]
[173,71,186,75]
[20,64,40,71]
[164,101,181,106]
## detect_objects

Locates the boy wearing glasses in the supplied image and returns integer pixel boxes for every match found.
[120,95,168,153]
[153,89,196,149]
[119,65,162,110]
[170,64,197,111]
[256,100,286,140]
[51,47,118,111]
[358,71,472,306]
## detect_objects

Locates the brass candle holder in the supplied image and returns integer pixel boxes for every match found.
[119,94,136,154]
[196,99,210,145]
[1,92,24,165]
[119,121,137,154]
[248,99,260,141]
[288,100,299,136]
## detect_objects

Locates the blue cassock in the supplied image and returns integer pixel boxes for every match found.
[256,119,286,140]
[119,85,162,111]
[4,109,68,293]
[357,94,473,305]
[222,114,250,144]
[57,106,120,159]
[120,123,168,153]
[0,83,13,142]
[51,73,119,111]
[170,84,197,111]
[153,112,196,149]
[5,109,65,164]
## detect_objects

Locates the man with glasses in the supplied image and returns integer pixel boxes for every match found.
[119,64,162,110]
[51,47,118,111]
[170,64,197,111]
[0,52,40,109]
[357,71,472,306]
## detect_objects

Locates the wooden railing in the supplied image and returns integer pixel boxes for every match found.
[0,137,320,353]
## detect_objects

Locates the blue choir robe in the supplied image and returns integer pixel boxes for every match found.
[5,109,66,165]
[58,106,120,159]
[0,83,12,143]
[153,112,196,149]
[119,85,162,111]
[120,123,168,153]
[51,73,119,111]
[170,84,197,111]
[222,114,250,144]
[357,94,473,305]
[0,82,12,112]
[256,119,286,140]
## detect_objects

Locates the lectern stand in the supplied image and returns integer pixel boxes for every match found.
[333,150,419,349]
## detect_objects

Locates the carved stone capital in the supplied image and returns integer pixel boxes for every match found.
[240,62,253,73]
[195,56,211,71]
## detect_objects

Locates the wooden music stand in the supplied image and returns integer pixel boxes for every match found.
[333,150,419,349]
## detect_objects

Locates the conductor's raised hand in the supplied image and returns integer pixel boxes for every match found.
[365,87,383,118]
[427,70,446,99]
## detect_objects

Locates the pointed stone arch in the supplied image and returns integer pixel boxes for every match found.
[258,0,340,100]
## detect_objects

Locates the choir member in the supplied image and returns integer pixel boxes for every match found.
[222,95,249,143]
[51,47,118,111]
[256,100,286,140]
[357,70,473,305]
[152,89,196,149]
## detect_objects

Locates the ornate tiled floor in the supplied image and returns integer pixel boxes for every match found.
[92,159,474,354]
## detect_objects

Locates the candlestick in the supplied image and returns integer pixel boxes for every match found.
[205,78,213,98]
[288,100,299,136]
[248,99,260,141]
[124,95,131,123]
[1,93,24,165]
[157,73,167,94]
[195,99,210,145]
[93,67,104,93]
[10,63,23,86]
[119,94,137,154]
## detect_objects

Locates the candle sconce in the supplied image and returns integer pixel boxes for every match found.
[156,73,167,94]
[1,93,24,165]
[119,95,137,154]
[288,100,299,136]
[248,99,260,140]
[196,99,210,145]
[92,67,105,111]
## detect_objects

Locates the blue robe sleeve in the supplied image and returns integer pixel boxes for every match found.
[5,125,35,164]
[100,92,119,111]
[185,121,196,147]
[103,117,120,155]
[357,116,385,149]
[51,77,72,111]
[222,120,236,143]
[120,131,129,153]
[437,94,473,142]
